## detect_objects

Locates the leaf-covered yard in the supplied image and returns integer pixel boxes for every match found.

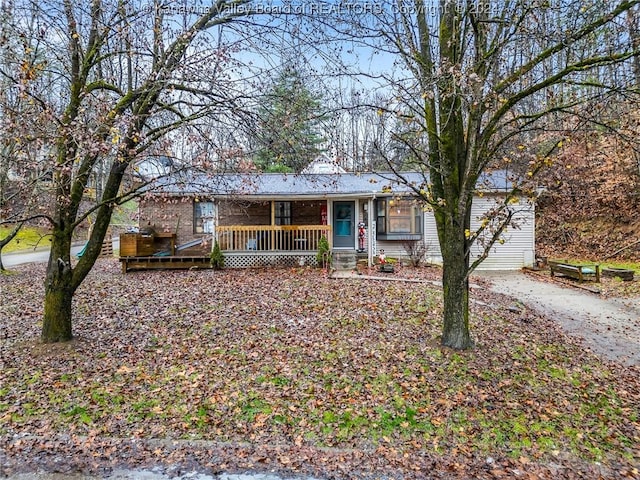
[1,261,638,479]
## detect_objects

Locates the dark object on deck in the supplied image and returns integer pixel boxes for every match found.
[602,267,635,282]
[549,260,600,283]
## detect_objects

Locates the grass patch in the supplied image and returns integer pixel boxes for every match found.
[110,200,138,228]
[0,226,51,253]
[600,260,640,272]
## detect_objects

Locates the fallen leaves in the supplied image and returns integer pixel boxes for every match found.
[535,126,640,264]
[0,260,639,479]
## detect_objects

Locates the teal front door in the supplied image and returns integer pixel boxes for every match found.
[333,201,355,248]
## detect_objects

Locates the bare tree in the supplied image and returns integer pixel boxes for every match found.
[338,0,640,348]
[0,0,55,270]
[627,5,640,86]
[0,0,271,342]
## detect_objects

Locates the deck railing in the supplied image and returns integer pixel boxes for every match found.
[216,225,332,252]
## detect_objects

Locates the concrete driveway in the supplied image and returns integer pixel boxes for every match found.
[483,271,640,366]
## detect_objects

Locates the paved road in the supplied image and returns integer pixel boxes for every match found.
[484,271,640,366]
[2,238,119,268]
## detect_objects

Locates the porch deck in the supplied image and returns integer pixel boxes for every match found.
[120,255,211,273]
[119,225,333,272]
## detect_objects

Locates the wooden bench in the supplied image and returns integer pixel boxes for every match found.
[549,260,600,283]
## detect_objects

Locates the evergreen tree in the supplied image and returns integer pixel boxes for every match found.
[255,67,325,172]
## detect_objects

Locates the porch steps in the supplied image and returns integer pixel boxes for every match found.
[356,251,369,261]
[333,250,357,271]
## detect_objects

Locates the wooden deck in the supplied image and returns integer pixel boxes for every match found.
[120,255,211,273]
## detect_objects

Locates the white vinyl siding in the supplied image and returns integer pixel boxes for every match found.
[423,196,535,271]
[374,240,415,260]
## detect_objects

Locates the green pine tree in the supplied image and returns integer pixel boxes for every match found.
[255,66,325,173]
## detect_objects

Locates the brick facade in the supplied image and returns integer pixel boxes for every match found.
[139,197,327,253]
[218,200,270,226]
[139,196,210,253]
[291,200,324,225]
[217,199,325,226]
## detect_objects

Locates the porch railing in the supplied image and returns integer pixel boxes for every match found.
[216,225,332,252]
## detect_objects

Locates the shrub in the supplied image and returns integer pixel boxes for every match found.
[210,241,225,270]
[316,235,331,267]
[401,238,430,267]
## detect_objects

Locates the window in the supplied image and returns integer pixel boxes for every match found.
[194,201,214,233]
[275,201,292,225]
[376,198,423,240]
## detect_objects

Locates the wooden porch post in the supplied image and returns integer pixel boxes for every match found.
[327,201,332,249]
[270,201,275,251]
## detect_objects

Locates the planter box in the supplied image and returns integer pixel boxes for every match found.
[119,233,155,257]
[602,267,635,282]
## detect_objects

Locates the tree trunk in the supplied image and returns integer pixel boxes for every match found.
[42,278,74,342]
[42,230,75,342]
[439,226,473,350]
[39,153,127,343]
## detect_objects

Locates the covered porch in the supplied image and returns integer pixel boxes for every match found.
[213,199,334,268]
[216,225,332,252]
[215,224,332,268]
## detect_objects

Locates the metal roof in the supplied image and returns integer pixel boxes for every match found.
[151,170,516,197]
